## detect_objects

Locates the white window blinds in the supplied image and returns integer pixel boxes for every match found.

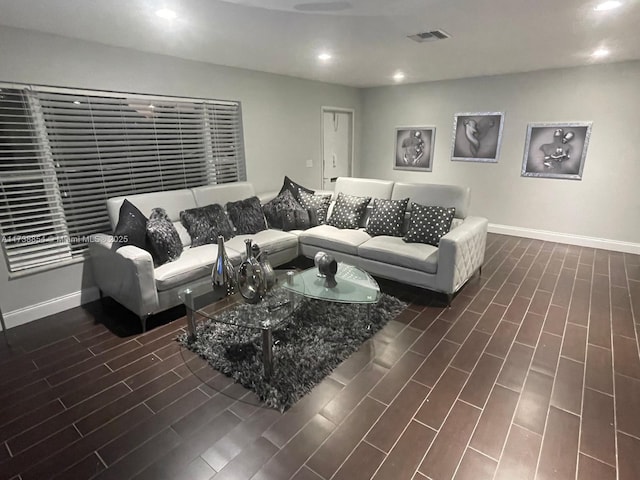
[0,87,72,272]
[0,84,246,273]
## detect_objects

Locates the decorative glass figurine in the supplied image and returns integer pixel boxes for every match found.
[212,235,236,298]
[237,239,266,304]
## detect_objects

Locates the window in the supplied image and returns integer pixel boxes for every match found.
[0,84,246,273]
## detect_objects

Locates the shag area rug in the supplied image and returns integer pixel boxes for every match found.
[177,291,406,411]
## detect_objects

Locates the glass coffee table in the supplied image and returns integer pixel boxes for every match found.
[179,262,380,379]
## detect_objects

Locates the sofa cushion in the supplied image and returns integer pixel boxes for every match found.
[327,192,371,230]
[180,203,235,247]
[298,190,332,224]
[225,230,299,258]
[113,199,148,250]
[392,182,470,219]
[366,198,409,237]
[299,225,372,255]
[358,236,439,274]
[154,244,243,291]
[226,196,268,234]
[146,208,183,266]
[404,204,456,246]
[262,189,306,229]
[279,175,314,202]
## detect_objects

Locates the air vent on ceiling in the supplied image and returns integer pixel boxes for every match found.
[408,29,451,43]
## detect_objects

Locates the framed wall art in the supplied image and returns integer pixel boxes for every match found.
[521,122,592,180]
[451,112,505,163]
[394,127,435,172]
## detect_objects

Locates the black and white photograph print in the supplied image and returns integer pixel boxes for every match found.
[521,122,592,180]
[451,112,505,163]
[394,127,435,172]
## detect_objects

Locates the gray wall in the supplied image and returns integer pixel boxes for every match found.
[0,26,362,316]
[359,61,640,244]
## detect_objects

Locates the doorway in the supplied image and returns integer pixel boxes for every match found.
[321,107,354,190]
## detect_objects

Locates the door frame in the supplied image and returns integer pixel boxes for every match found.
[320,106,355,190]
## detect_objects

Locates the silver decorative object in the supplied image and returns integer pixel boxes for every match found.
[238,239,266,304]
[212,235,236,298]
[316,252,338,288]
[259,249,277,291]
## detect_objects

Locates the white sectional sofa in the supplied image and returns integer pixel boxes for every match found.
[89,178,488,331]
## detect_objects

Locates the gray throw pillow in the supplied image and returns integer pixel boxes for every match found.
[327,192,371,230]
[226,196,267,235]
[278,176,314,202]
[113,199,148,250]
[298,190,332,225]
[403,203,456,246]
[366,197,409,237]
[147,208,183,266]
[180,203,234,247]
[262,189,303,229]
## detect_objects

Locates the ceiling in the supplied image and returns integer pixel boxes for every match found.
[0,0,638,87]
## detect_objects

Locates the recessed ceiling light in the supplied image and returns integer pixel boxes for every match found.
[73,101,81,105]
[156,8,177,20]
[317,52,332,61]
[592,48,610,58]
[393,72,405,82]
[594,1,622,11]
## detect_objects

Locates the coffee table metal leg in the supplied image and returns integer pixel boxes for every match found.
[262,328,273,379]
[184,290,197,341]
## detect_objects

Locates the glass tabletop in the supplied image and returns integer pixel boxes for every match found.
[179,270,302,330]
[283,262,380,304]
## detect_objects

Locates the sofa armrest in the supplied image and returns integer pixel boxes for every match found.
[88,233,159,317]
[436,216,488,294]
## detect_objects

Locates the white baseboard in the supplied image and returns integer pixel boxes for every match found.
[489,223,640,255]
[2,287,100,331]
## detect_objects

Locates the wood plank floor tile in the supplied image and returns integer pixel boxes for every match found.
[617,432,640,480]
[513,371,553,435]
[497,342,534,392]
[307,396,385,479]
[493,425,542,480]
[585,344,613,395]
[485,321,519,358]
[580,387,616,467]
[372,420,436,480]
[577,454,616,480]
[418,401,481,480]
[470,385,519,460]
[536,406,580,480]
[452,448,497,480]
[366,380,430,453]
[415,367,468,430]
[615,373,640,438]
[550,356,584,415]
[412,340,459,388]
[332,441,386,480]
[561,323,587,363]
[459,353,503,408]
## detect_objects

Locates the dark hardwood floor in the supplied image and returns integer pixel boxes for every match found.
[1,233,640,480]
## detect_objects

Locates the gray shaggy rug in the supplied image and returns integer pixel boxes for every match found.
[177,291,406,411]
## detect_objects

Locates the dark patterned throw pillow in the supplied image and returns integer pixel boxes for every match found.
[113,199,148,250]
[403,204,456,246]
[180,203,234,247]
[262,190,303,229]
[327,192,371,230]
[146,208,183,266]
[298,190,332,225]
[366,197,409,237]
[278,176,314,202]
[226,196,267,234]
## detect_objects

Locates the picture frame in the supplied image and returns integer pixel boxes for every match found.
[450,112,505,163]
[521,122,592,180]
[394,126,435,172]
